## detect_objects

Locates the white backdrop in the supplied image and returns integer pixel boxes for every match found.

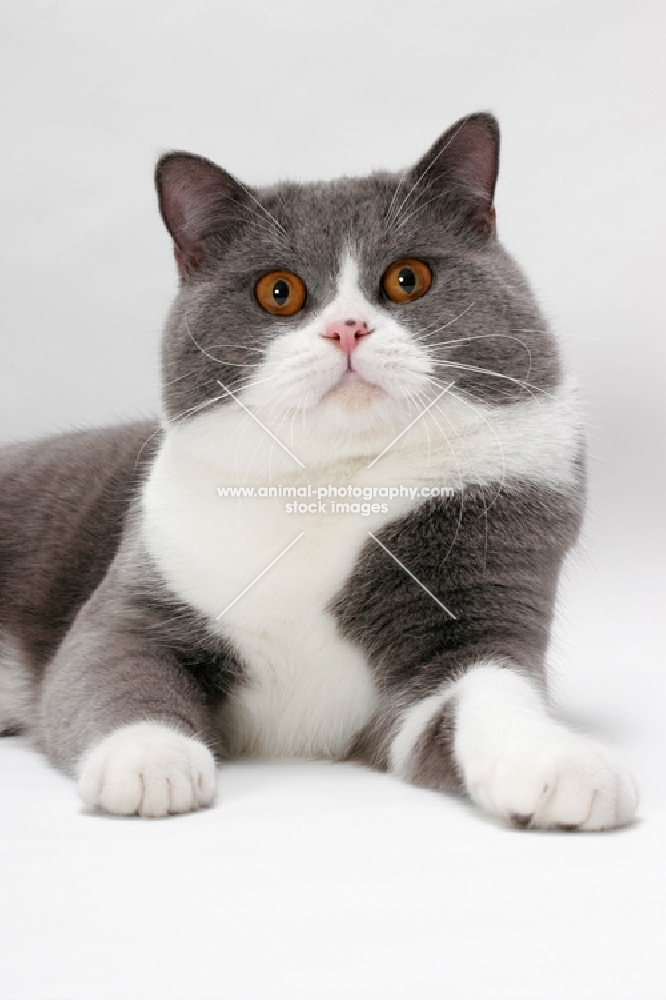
[1,3,664,998]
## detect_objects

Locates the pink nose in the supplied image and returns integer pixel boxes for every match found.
[321,319,371,354]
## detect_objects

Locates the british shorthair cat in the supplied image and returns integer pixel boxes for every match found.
[0,113,637,829]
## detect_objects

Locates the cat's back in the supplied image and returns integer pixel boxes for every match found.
[0,421,159,671]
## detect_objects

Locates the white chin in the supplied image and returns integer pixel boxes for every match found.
[305,372,408,441]
[323,371,387,407]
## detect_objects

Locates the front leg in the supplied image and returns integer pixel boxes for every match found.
[40,625,219,818]
[336,484,638,831]
[389,661,638,830]
[37,555,230,818]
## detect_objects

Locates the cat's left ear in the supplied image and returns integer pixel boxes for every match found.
[411,112,499,237]
[155,152,253,278]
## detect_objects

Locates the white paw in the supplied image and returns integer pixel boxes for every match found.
[461,723,638,831]
[78,722,217,818]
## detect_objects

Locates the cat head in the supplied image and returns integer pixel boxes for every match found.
[155,113,560,469]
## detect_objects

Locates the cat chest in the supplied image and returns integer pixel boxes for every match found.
[141,387,577,758]
[210,504,383,758]
[141,465,415,758]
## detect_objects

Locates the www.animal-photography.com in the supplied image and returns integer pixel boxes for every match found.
[1,3,664,999]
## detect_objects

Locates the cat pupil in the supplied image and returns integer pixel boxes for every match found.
[398,267,416,293]
[273,279,290,306]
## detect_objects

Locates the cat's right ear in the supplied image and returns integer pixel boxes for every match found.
[409,113,500,238]
[155,152,249,278]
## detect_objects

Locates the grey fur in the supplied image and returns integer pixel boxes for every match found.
[157,114,559,421]
[0,113,585,816]
[343,479,584,773]
[0,424,157,682]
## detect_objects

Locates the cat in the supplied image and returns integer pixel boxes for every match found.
[0,112,637,829]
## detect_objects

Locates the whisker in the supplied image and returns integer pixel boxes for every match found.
[232,179,288,237]
[132,424,164,474]
[389,164,441,231]
[427,359,554,405]
[384,167,409,230]
[132,385,227,471]
[414,387,468,564]
[394,188,457,232]
[411,302,476,344]
[426,332,533,385]
[422,373,507,510]
[241,399,291,489]
[388,115,473,230]
[425,331,531,351]
[184,317,283,375]
[169,392,227,425]
[412,388,435,472]
[121,370,196,411]
[205,344,267,354]
[184,314,227,366]
[213,198,291,250]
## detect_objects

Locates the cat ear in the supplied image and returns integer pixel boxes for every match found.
[411,112,500,237]
[155,152,251,277]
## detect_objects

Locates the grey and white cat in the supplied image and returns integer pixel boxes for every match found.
[0,113,637,829]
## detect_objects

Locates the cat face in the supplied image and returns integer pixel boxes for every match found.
[156,113,560,457]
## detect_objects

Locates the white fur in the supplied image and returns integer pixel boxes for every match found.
[177,250,581,484]
[453,663,638,830]
[144,437,381,758]
[143,252,581,761]
[0,637,32,731]
[168,370,581,490]
[389,682,452,777]
[240,252,434,436]
[78,722,216,817]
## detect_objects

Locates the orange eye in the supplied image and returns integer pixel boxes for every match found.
[255,270,307,316]
[382,258,432,303]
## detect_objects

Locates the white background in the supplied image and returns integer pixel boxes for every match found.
[1,2,665,998]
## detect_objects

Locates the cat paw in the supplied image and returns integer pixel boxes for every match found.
[78,722,217,818]
[461,725,638,831]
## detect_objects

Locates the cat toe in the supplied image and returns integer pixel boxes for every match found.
[464,725,638,832]
[77,721,216,818]
[533,742,638,831]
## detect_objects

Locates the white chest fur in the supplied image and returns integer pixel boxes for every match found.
[141,443,406,759]
[141,383,579,758]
